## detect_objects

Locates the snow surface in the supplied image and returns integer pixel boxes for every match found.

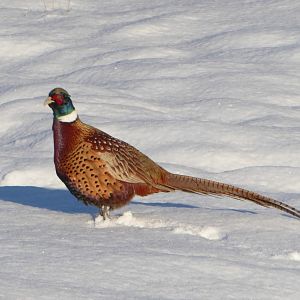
[0,0,300,299]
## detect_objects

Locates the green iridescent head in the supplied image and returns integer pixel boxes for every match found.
[45,88,76,120]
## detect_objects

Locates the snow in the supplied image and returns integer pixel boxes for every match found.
[0,0,300,299]
[93,211,225,240]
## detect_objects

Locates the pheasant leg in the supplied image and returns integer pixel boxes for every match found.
[100,205,110,220]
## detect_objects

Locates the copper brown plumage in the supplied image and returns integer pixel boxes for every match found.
[45,88,300,220]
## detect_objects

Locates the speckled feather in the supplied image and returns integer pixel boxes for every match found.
[51,117,300,219]
[53,118,167,210]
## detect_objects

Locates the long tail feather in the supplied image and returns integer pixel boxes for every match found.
[164,173,300,219]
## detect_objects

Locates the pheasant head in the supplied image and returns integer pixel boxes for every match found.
[45,87,77,122]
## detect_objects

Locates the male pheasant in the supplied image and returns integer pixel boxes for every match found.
[45,88,300,220]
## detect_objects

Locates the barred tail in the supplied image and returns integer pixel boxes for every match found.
[164,173,300,219]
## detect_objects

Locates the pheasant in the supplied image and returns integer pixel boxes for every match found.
[45,88,300,220]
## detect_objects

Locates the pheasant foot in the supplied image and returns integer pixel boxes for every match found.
[100,205,111,220]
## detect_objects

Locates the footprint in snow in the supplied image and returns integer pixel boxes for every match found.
[88,211,226,241]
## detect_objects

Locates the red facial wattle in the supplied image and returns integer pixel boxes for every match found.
[52,94,64,105]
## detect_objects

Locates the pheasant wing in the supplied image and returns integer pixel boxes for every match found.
[86,129,173,191]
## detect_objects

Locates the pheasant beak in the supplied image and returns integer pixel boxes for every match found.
[44,96,54,106]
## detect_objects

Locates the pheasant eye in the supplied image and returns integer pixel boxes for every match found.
[52,94,64,105]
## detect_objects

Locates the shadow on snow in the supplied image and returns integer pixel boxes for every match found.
[0,186,199,214]
[0,185,96,214]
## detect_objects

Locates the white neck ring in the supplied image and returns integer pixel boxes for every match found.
[57,110,78,123]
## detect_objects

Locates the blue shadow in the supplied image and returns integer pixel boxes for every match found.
[0,186,198,214]
[0,185,96,214]
[131,200,198,209]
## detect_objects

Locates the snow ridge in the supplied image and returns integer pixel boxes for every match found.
[1,1,300,299]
